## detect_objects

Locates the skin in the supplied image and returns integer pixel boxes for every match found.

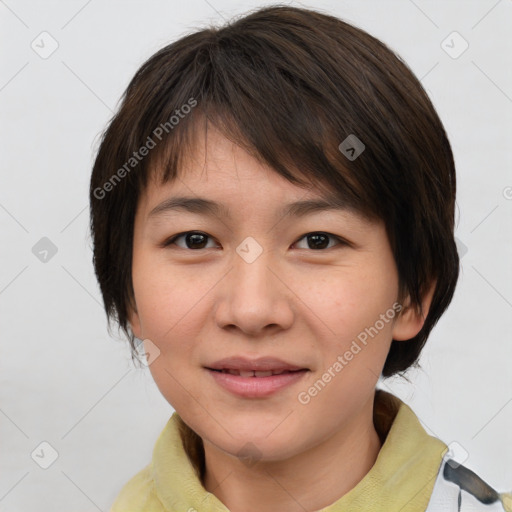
[129,124,435,512]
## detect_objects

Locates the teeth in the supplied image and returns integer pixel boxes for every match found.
[219,369,295,377]
[254,370,273,377]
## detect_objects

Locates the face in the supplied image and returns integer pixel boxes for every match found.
[129,124,426,463]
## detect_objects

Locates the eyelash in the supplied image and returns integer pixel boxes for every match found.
[161,231,349,251]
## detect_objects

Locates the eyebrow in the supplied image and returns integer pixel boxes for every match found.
[147,195,351,221]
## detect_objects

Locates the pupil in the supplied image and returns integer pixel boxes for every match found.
[187,233,207,249]
[309,233,328,249]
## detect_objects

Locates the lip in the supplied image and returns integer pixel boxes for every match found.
[206,369,309,398]
[205,356,309,398]
[206,356,307,373]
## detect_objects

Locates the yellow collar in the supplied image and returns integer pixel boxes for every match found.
[151,389,447,512]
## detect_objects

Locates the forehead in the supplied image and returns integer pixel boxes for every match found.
[137,122,378,227]
[141,127,310,204]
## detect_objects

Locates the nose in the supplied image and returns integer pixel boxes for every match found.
[214,247,295,337]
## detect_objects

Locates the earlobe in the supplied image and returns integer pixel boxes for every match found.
[128,306,143,340]
[391,280,436,341]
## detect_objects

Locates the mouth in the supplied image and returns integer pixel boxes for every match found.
[207,368,306,377]
[204,357,310,398]
[206,368,309,398]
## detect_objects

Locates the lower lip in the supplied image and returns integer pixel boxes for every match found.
[206,369,309,398]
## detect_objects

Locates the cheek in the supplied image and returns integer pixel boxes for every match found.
[301,269,398,391]
[132,255,200,335]
[302,266,397,336]
[133,263,218,379]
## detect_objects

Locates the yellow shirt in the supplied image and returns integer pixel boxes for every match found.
[110,389,511,512]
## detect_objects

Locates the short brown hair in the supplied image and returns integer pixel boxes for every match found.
[89,4,459,378]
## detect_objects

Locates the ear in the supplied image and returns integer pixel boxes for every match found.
[128,304,143,340]
[391,280,436,341]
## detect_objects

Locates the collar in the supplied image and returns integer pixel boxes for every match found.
[151,389,448,512]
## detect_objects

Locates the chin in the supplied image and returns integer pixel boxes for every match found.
[204,424,305,464]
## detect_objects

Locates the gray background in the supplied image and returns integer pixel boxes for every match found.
[1,0,511,510]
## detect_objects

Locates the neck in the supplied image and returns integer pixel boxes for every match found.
[202,394,382,512]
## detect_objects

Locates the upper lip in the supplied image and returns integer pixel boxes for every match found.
[206,356,308,372]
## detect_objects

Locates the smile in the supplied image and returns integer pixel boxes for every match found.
[210,368,303,377]
[206,368,309,398]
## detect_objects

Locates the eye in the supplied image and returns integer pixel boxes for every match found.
[162,231,218,250]
[162,231,348,251]
[293,232,346,250]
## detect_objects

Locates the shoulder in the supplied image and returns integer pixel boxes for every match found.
[426,457,512,512]
[110,463,165,512]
